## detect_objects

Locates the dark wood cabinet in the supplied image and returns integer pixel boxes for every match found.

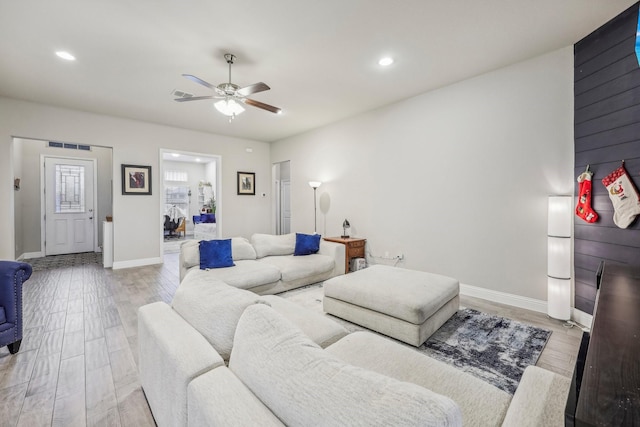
[566,262,640,426]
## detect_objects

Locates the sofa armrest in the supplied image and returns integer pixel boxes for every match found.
[501,365,571,427]
[138,302,224,427]
[0,261,32,352]
[318,240,345,278]
[0,261,32,324]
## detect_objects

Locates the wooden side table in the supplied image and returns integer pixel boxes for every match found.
[323,237,366,274]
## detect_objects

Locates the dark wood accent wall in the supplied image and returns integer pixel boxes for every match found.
[574,3,640,315]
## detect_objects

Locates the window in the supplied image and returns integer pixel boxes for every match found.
[164,170,188,182]
[55,164,85,213]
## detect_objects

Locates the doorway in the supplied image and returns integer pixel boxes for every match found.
[12,137,112,261]
[43,156,96,255]
[272,161,291,235]
[159,149,221,256]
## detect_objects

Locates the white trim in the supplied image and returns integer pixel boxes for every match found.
[571,308,593,330]
[112,257,161,270]
[460,283,548,314]
[20,251,45,260]
[460,283,592,326]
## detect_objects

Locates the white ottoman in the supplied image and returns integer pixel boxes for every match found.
[323,265,459,347]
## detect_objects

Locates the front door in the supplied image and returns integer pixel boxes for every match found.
[44,157,95,255]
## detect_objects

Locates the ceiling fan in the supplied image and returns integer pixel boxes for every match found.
[175,53,281,120]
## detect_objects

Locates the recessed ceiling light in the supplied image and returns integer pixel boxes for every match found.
[55,51,76,61]
[195,158,201,162]
[378,57,394,66]
[171,153,180,158]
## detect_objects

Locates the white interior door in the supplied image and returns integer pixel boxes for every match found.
[44,157,95,255]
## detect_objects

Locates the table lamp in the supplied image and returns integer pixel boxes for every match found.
[341,219,351,238]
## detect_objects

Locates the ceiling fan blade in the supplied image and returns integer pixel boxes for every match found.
[243,98,282,114]
[237,82,270,97]
[182,74,216,89]
[174,95,216,102]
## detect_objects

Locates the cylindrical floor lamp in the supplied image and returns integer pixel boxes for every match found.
[308,181,322,233]
[547,195,572,321]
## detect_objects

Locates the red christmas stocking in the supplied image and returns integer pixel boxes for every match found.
[576,171,598,223]
[601,164,640,229]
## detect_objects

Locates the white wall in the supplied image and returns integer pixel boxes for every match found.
[0,98,272,266]
[271,47,575,302]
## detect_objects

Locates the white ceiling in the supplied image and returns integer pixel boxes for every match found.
[0,1,635,142]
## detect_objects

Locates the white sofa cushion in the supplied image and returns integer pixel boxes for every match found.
[181,238,257,270]
[185,260,281,290]
[188,366,284,427]
[326,331,511,426]
[181,239,200,270]
[230,237,258,260]
[229,304,462,426]
[260,295,348,348]
[171,273,263,360]
[251,233,295,258]
[257,254,334,282]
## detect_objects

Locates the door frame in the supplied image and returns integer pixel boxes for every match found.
[158,148,222,262]
[272,161,291,235]
[40,154,99,254]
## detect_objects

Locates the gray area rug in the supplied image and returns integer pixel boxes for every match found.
[279,284,550,394]
[421,308,550,394]
[27,252,103,271]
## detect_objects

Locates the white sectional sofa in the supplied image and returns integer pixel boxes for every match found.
[139,236,571,426]
[179,233,345,295]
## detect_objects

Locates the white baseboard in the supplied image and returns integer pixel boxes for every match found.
[460,283,548,314]
[20,251,44,260]
[112,257,162,270]
[460,283,590,326]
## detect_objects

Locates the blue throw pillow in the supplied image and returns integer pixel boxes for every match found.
[294,233,321,256]
[200,239,235,269]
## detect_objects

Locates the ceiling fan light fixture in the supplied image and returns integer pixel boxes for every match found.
[214,98,245,117]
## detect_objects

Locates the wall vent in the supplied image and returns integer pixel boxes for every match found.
[48,141,92,151]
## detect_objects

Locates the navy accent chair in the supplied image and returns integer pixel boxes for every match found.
[0,261,32,354]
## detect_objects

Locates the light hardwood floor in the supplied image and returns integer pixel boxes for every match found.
[0,254,582,426]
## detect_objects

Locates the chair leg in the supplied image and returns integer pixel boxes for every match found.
[7,340,21,354]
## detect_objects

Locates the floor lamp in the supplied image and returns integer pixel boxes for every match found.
[308,181,322,233]
[547,195,572,321]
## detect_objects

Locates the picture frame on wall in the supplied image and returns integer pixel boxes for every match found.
[237,171,255,195]
[122,164,152,195]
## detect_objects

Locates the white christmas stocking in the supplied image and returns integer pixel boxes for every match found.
[601,164,640,229]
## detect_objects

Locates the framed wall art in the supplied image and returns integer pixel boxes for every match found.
[122,164,152,195]
[237,171,255,195]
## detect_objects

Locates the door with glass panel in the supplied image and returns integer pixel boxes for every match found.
[44,157,95,255]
